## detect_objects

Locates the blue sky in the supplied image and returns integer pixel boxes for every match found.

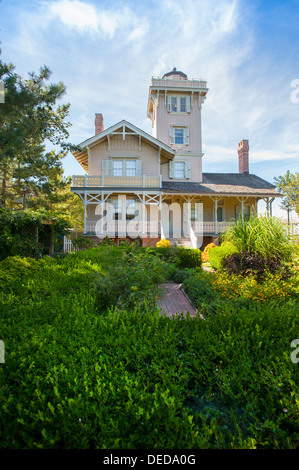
[1,0,299,217]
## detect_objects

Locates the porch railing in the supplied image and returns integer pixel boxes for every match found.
[151,78,208,89]
[72,175,162,188]
[84,221,233,236]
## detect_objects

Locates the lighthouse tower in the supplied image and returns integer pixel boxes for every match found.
[147,67,208,182]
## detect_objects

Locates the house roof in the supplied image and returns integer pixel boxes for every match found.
[73,120,175,172]
[162,173,280,198]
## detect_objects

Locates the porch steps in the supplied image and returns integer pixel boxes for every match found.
[169,238,194,248]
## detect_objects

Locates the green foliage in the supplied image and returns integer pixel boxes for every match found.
[208,242,238,271]
[148,246,202,270]
[0,245,298,449]
[223,251,291,280]
[71,235,93,250]
[274,170,299,216]
[0,208,71,260]
[0,56,79,218]
[221,216,292,261]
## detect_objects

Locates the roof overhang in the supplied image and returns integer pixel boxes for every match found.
[72,120,175,172]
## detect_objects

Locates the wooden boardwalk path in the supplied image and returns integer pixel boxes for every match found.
[158,282,197,318]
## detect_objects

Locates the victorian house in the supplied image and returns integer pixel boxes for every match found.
[71,68,279,248]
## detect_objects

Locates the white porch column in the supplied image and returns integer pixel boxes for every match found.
[142,193,146,237]
[84,205,87,233]
[83,191,87,233]
[241,198,244,218]
[214,198,218,234]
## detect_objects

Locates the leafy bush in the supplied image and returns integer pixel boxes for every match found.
[169,267,201,283]
[0,208,70,260]
[149,246,202,270]
[209,242,238,271]
[71,235,94,249]
[223,250,291,280]
[184,268,299,310]
[176,247,202,269]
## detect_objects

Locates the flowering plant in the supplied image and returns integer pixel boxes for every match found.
[156,238,171,248]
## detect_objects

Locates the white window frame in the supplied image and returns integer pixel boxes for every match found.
[125,160,137,177]
[169,127,190,146]
[169,160,191,179]
[113,160,123,177]
[174,161,185,178]
[167,95,190,113]
[102,158,141,177]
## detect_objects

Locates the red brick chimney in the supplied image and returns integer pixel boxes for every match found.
[238,140,249,174]
[95,113,104,135]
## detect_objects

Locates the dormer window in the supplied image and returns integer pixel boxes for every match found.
[167,95,190,113]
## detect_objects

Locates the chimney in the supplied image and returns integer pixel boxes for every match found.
[95,113,104,135]
[238,139,249,174]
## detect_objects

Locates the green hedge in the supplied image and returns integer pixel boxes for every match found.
[209,242,238,270]
[148,246,202,270]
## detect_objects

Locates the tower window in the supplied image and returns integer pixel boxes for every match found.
[175,128,184,145]
[169,127,189,145]
[167,95,190,113]
[171,97,177,112]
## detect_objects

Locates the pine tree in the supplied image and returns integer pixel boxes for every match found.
[0,57,79,217]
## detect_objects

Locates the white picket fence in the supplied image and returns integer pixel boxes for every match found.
[63,236,91,253]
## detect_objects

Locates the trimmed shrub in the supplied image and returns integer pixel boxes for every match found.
[149,246,202,270]
[175,247,202,269]
[209,242,238,271]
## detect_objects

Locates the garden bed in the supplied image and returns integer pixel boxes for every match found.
[0,244,298,449]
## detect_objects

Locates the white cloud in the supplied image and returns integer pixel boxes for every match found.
[47,0,99,34]
[43,0,149,40]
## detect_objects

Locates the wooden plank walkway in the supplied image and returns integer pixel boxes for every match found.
[158,282,197,318]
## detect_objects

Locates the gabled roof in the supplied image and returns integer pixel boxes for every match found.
[162,173,280,197]
[73,120,175,172]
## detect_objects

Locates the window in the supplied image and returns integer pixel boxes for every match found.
[180,97,186,112]
[174,162,185,178]
[169,127,189,146]
[236,205,251,221]
[167,95,190,113]
[126,160,136,177]
[171,96,177,112]
[175,128,184,145]
[169,160,191,179]
[103,159,141,177]
[112,198,122,220]
[191,202,196,221]
[126,199,136,220]
[217,206,223,222]
[113,160,123,177]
